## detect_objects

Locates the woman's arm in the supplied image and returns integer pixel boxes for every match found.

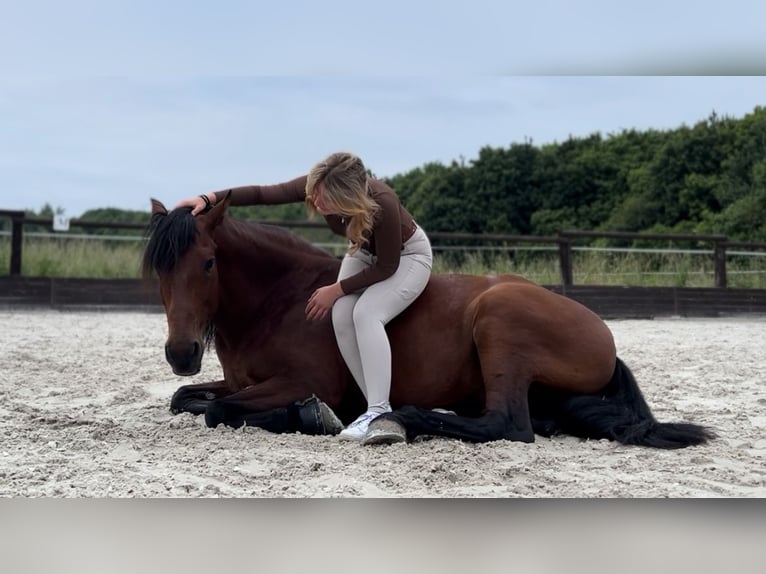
[339,191,402,294]
[175,175,309,215]
[211,175,308,207]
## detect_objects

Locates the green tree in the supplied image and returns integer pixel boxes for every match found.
[464,143,542,234]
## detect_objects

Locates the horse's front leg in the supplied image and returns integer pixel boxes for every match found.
[170,379,232,415]
[204,379,343,436]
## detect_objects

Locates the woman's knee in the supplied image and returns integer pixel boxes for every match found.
[332,296,357,333]
[351,297,388,330]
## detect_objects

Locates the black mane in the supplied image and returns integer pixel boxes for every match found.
[142,207,197,277]
[142,208,336,279]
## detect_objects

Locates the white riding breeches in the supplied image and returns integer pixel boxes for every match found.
[331,226,433,413]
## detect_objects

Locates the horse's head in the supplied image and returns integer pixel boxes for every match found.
[143,196,229,376]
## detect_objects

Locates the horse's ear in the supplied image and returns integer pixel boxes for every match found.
[150,199,168,216]
[200,191,231,231]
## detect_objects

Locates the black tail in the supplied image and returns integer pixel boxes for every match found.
[556,358,716,449]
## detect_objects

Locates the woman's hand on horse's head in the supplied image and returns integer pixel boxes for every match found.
[174,194,214,216]
[305,283,345,322]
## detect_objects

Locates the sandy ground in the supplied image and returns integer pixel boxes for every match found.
[1,308,764,498]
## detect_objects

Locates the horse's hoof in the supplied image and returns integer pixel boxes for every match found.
[317,400,343,435]
[362,418,407,446]
[170,397,211,416]
[296,395,343,435]
[204,400,227,428]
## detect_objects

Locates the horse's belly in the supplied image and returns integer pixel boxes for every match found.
[389,337,482,408]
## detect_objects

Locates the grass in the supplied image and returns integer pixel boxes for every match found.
[430,248,765,288]
[1,237,145,279]
[1,236,765,288]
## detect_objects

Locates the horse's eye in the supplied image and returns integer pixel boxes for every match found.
[204,257,215,274]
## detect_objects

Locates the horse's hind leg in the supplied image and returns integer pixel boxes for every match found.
[378,320,536,443]
[471,313,536,442]
[483,375,535,442]
[170,380,232,415]
[377,406,528,443]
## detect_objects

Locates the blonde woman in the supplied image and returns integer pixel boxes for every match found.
[176,152,433,443]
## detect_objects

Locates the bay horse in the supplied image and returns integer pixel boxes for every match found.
[143,196,714,448]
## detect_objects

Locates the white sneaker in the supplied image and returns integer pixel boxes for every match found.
[338,411,381,442]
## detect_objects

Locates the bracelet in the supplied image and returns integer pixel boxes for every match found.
[199,194,213,212]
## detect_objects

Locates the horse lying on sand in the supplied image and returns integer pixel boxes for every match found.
[143,196,714,448]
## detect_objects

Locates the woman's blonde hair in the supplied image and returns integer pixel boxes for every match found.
[305,152,380,254]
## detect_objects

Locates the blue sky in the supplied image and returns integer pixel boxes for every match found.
[1,1,765,217]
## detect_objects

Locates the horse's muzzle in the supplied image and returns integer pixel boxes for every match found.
[165,340,203,376]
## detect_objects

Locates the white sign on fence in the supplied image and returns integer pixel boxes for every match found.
[52,215,70,232]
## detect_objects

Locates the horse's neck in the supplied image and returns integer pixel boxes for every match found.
[213,220,332,316]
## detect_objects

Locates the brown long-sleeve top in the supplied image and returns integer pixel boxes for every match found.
[212,176,417,294]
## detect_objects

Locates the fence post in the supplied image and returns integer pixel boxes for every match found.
[558,236,573,292]
[10,214,23,276]
[713,240,727,288]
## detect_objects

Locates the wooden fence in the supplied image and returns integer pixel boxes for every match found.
[2,276,766,318]
[2,210,766,318]
[4,209,766,287]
